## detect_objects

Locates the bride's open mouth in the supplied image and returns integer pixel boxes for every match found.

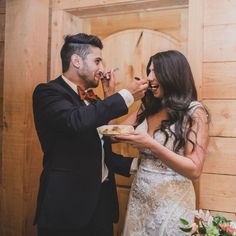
[148,84,159,91]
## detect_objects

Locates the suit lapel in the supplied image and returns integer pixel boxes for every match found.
[52,76,102,146]
[53,76,85,106]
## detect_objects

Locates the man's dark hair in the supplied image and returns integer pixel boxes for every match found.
[60,33,103,73]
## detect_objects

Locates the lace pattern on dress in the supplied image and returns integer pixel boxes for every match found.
[122,101,203,236]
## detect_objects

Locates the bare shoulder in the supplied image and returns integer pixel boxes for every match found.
[191,106,209,124]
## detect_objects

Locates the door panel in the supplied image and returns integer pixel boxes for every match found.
[98,29,181,158]
[96,29,180,124]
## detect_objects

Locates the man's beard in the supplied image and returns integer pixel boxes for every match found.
[79,72,98,89]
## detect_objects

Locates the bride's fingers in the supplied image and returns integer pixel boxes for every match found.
[114,134,131,139]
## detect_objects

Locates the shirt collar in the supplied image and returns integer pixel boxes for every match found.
[61,75,78,94]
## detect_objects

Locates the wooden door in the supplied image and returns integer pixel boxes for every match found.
[100,29,180,235]
[97,29,180,118]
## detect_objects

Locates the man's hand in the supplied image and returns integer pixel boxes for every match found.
[125,78,148,101]
[100,69,116,98]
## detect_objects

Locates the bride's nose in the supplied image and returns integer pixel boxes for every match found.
[147,74,154,82]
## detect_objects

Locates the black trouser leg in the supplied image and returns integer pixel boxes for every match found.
[38,180,114,236]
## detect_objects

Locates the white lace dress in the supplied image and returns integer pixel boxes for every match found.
[122,102,203,236]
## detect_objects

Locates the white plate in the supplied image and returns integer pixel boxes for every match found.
[98,125,134,136]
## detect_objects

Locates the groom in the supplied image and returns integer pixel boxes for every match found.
[33,33,148,236]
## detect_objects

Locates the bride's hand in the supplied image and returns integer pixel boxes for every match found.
[114,130,152,149]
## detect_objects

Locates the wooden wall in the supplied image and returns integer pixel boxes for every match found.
[0,0,49,235]
[0,0,236,236]
[50,1,188,235]
[198,0,236,220]
[0,0,5,230]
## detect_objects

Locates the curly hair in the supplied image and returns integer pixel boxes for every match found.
[136,50,208,153]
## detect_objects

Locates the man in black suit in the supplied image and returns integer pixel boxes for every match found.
[33,33,148,236]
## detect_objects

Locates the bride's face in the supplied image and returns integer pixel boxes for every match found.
[147,62,164,98]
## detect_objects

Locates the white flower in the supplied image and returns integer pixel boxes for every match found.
[190,223,198,233]
[230,221,236,229]
[194,210,213,226]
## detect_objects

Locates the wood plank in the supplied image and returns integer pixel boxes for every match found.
[203,100,236,137]
[50,10,87,79]
[0,0,5,14]
[115,173,135,187]
[68,2,187,18]
[50,10,64,79]
[199,174,236,213]
[0,0,49,235]
[114,187,130,236]
[204,0,236,26]
[188,0,204,99]
[0,14,5,42]
[204,24,236,62]
[0,41,4,82]
[203,137,236,175]
[53,0,188,12]
[90,8,187,41]
[180,7,188,54]
[203,62,236,99]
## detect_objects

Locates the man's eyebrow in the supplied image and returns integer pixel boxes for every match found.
[95,57,102,62]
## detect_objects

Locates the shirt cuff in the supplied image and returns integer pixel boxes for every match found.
[130,158,139,173]
[118,89,134,108]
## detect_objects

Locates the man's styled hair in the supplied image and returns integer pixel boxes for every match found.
[60,33,103,73]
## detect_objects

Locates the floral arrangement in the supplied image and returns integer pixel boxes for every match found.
[179,210,236,236]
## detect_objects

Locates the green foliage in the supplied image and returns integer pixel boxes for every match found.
[179,210,236,236]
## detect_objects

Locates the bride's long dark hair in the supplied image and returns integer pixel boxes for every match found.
[136,50,207,153]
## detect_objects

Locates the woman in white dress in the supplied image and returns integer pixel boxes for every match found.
[116,50,209,236]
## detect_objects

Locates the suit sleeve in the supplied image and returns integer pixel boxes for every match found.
[103,136,134,177]
[110,152,133,177]
[33,83,128,135]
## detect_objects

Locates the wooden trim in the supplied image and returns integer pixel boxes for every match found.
[53,0,188,12]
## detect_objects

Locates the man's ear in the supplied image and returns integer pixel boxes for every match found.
[71,54,81,69]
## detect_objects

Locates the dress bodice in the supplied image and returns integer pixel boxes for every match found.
[136,101,203,177]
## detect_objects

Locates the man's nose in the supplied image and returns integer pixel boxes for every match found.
[99,63,104,72]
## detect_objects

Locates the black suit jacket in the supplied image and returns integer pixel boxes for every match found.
[33,76,133,230]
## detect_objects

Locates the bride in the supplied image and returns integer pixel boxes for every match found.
[116,50,209,236]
